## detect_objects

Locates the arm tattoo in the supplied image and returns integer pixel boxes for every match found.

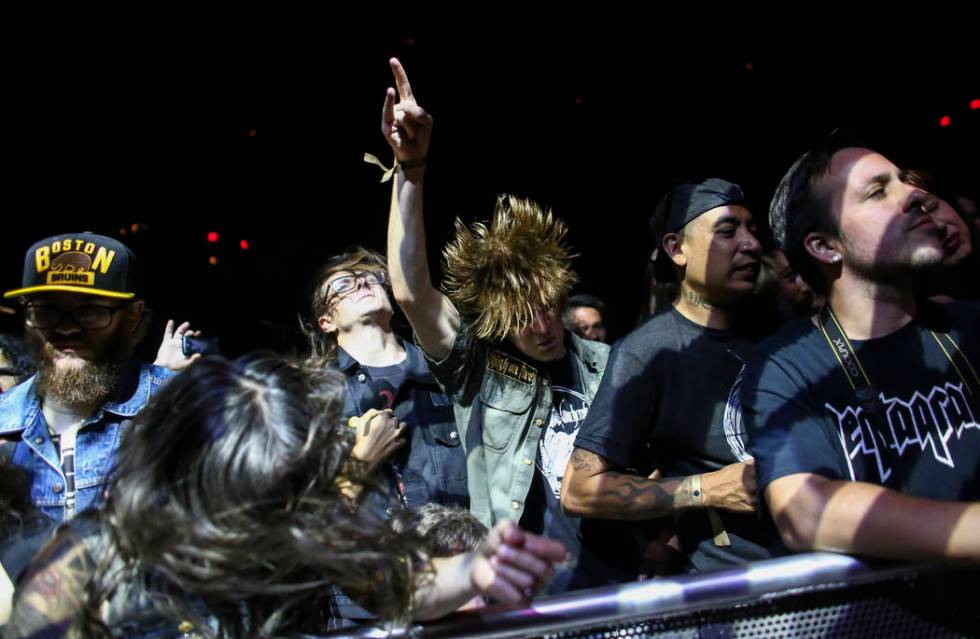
[600,472,672,508]
[7,534,94,638]
[571,448,599,473]
[598,472,700,518]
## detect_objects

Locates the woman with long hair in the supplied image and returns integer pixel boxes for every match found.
[6,355,564,638]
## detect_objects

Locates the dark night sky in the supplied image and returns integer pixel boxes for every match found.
[3,21,977,357]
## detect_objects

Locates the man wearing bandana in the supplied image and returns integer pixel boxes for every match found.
[562,178,780,574]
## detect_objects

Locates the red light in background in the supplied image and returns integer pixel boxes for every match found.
[240,240,249,250]
[970,99,980,110]
[207,232,219,243]
[939,115,951,127]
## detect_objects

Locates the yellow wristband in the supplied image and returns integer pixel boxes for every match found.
[363,152,427,183]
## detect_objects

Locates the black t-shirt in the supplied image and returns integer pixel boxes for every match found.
[362,363,407,411]
[743,301,980,501]
[574,307,777,572]
[520,351,634,593]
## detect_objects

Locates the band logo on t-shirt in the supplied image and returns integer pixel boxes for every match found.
[826,381,979,483]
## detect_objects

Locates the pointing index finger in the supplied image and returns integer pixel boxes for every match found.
[389,57,415,102]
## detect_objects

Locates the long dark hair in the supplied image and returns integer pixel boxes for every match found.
[77,354,427,637]
[0,459,37,540]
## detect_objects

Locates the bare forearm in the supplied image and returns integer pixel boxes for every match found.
[385,169,459,359]
[769,475,980,562]
[561,449,699,520]
[413,520,567,619]
[387,169,433,306]
[567,471,699,520]
[412,554,478,620]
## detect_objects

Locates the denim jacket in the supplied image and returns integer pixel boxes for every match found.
[0,361,174,522]
[423,321,609,527]
[337,341,468,510]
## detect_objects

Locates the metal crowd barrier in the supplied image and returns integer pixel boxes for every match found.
[315,552,979,638]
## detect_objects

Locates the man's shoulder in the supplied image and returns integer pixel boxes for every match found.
[103,361,174,417]
[610,310,689,360]
[751,316,821,362]
[142,362,176,383]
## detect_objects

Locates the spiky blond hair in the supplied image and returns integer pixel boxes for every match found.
[441,195,577,341]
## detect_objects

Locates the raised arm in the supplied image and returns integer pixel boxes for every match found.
[382,57,460,361]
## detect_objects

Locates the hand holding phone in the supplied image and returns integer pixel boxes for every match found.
[182,335,220,357]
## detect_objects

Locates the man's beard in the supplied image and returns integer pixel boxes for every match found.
[841,232,946,287]
[28,329,130,408]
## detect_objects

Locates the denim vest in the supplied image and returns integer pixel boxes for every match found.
[337,341,468,510]
[423,322,609,528]
[0,361,174,522]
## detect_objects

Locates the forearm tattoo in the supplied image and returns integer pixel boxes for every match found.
[599,472,700,517]
[572,449,701,518]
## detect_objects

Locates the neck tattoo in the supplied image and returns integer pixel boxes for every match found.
[685,291,718,311]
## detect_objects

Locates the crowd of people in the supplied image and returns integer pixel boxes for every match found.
[0,58,977,637]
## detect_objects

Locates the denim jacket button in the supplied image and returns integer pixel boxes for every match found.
[357,373,367,383]
[34,436,44,445]
[52,483,64,494]
[449,431,458,440]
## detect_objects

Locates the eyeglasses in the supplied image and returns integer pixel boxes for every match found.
[325,271,387,298]
[24,302,131,330]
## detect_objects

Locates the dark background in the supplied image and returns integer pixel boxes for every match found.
[3,21,976,358]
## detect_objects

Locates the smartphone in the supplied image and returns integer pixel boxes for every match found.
[182,335,221,357]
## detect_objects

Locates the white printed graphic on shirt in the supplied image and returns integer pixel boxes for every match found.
[538,385,589,498]
[724,364,753,462]
[826,381,979,483]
